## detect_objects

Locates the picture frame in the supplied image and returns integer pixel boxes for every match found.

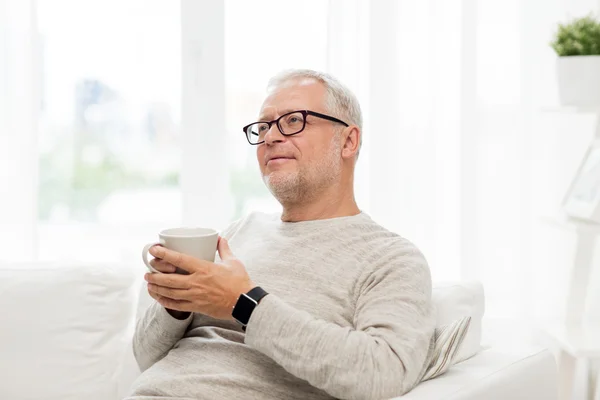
[563,138,600,223]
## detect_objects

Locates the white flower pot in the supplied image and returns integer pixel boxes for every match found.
[557,55,600,107]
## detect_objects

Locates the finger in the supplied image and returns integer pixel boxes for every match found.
[147,287,160,301]
[147,283,190,300]
[147,288,192,311]
[217,237,235,261]
[149,259,177,273]
[149,246,198,273]
[145,272,191,289]
[155,295,194,312]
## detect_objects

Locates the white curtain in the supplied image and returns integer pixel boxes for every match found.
[0,0,39,261]
[328,0,600,325]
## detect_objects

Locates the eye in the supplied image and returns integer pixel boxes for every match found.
[285,114,303,125]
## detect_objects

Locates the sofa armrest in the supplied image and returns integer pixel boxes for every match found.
[395,347,557,400]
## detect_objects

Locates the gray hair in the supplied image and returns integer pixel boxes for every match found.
[266,69,363,157]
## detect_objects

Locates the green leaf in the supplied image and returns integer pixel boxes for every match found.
[550,14,600,56]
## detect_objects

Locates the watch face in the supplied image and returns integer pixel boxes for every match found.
[232,294,257,325]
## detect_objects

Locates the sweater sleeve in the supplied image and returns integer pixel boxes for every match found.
[132,217,245,372]
[244,245,435,400]
[132,301,194,372]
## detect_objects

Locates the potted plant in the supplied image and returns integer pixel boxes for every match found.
[551,14,600,107]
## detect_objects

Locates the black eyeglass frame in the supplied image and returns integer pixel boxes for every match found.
[242,110,349,145]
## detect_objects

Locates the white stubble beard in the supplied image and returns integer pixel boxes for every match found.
[262,134,343,205]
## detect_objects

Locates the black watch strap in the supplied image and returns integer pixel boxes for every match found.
[246,286,269,302]
[232,286,269,331]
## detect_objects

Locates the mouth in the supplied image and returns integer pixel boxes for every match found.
[266,156,295,166]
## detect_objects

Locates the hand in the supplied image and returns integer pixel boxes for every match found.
[147,256,190,320]
[145,237,255,321]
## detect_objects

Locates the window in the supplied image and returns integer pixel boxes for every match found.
[28,0,332,262]
[36,0,181,262]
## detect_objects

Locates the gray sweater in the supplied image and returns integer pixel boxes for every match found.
[126,211,435,400]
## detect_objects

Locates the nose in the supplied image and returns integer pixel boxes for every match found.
[263,123,286,145]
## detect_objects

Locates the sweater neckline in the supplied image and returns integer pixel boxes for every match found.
[276,211,369,230]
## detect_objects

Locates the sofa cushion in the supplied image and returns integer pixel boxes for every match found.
[433,281,485,363]
[420,316,472,382]
[0,261,140,400]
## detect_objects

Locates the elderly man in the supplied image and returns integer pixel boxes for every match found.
[127,69,435,400]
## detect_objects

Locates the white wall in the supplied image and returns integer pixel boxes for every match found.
[471,0,600,321]
[361,0,600,321]
[528,0,600,321]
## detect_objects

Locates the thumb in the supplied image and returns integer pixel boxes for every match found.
[217,236,235,260]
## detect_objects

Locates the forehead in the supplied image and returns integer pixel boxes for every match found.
[259,78,327,119]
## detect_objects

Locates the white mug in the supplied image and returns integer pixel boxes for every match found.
[142,227,219,274]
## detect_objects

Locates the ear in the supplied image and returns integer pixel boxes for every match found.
[341,126,360,160]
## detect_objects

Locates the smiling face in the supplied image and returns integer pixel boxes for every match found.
[256,78,344,204]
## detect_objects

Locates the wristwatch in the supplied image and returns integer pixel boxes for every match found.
[232,286,269,331]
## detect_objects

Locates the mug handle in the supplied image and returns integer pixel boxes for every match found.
[142,241,164,273]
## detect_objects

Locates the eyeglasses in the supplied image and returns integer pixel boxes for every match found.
[242,110,349,145]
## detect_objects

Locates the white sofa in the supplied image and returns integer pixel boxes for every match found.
[0,261,558,400]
